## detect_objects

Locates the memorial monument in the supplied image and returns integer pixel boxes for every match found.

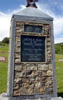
[7,0,57,99]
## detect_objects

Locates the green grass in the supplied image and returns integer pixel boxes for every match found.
[0,44,9,93]
[0,44,9,53]
[0,62,8,93]
[55,54,63,97]
[0,44,63,97]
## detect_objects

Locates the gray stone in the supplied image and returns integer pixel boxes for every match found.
[1,93,63,100]
[15,72,21,78]
[15,37,20,41]
[22,83,29,88]
[15,58,20,63]
[49,64,53,70]
[47,38,50,41]
[30,77,35,81]
[16,28,23,32]
[29,84,34,88]
[15,54,20,58]
[35,77,41,81]
[22,78,29,83]
[22,66,27,70]
[14,78,21,83]
[15,64,22,71]
[35,82,41,88]
[47,70,53,76]
[46,81,53,86]
[16,41,20,45]
[26,70,33,76]
[38,64,48,71]
[20,71,26,77]
[27,88,34,94]
[45,88,53,93]
[41,83,45,86]
[47,51,51,54]
[13,84,19,90]
[27,65,37,70]
[42,71,47,76]
[34,88,39,93]
[15,47,20,52]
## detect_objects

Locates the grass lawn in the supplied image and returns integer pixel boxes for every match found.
[0,44,9,93]
[0,44,63,97]
[55,54,63,97]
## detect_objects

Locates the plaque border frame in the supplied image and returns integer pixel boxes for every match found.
[21,35,46,63]
[24,24,43,34]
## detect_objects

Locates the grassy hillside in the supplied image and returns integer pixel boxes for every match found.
[55,43,63,54]
[0,42,63,97]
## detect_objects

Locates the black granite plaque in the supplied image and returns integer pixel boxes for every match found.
[24,25,42,33]
[21,35,45,62]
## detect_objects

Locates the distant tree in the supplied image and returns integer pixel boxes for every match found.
[2,37,9,44]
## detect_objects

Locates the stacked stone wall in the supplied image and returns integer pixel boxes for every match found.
[13,21,54,96]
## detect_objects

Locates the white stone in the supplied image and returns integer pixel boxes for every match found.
[51,97,63,100]
[16,29,23,32]
[0,93,8,100]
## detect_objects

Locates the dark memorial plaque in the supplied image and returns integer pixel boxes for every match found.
[24,25,42,33]
[21,35,45,62]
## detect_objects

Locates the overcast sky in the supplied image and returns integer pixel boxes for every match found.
[0,0,63,43]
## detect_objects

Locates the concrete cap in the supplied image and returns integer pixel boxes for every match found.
[13,7,53,21]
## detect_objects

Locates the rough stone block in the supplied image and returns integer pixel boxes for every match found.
[40,88,44,93]
[27,88,34,94]
[47,47,51,51]
[47,51,51,54]
[15,58,20,63]
[27,64,37,70]
[45,88,53,93]
[15,53,20,58]
[42,71,47,76]
[15,64,22,71]
[15,41,21,47]
[16,28,24,32]
[34,88,39,93]
[14,78,21,84]
[45,81,53,87]
[15,47,21,52]
[47,38,51,42]
[49,64,53,70]
[15,37,20,41]
[47,43,51,46]
[13,83,19,90]
[35,82,41,88]
[47,70,53,76]
[21,78,29,83]
[38,64,48,71]
[35,77,41,81]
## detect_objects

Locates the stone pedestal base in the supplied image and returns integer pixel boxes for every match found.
[0,93,63,100]
[51,97,63,100]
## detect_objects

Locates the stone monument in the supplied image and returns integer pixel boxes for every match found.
[7,0,57,99]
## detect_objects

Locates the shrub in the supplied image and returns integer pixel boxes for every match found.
[2,37,9,44]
